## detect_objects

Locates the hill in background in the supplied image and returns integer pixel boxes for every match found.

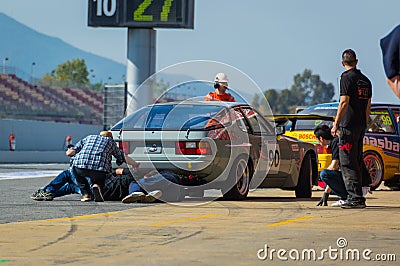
[0,13,125,84]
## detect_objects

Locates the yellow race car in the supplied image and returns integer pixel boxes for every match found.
[276,102,400,190]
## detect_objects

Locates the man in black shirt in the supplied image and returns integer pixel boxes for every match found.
[331,49,372,209]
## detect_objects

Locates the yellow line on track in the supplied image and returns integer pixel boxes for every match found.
[149,213,220,227]
[267,215,313,226]
[45,211,123,222]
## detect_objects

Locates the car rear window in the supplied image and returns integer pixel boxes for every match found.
[294,106,337,130]
[112,104,229,130]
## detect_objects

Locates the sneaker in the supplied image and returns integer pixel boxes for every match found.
[122,192,145,204]
[31,189,44,201]
[31,189,54,201]
[81,194,92,202]
[340,200,366,209]
[331,199,346,207]
[362,186,371,197]
[92,184,104,202]
[142,190,162,203]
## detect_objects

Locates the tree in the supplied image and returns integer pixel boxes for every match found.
[290,69,335,106]
[41,58,89,87]
[260,69,335,114]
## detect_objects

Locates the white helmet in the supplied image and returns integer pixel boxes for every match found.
[214,72,229,83]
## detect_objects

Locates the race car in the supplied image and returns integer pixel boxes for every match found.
[267,113,335,173]
[284,102,400,190]
[110,101,318,200]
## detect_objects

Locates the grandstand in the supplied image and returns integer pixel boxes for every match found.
[0,74,103,124]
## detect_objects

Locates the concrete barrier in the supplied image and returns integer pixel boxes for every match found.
[0,118,103,162]
[0,151,70,163]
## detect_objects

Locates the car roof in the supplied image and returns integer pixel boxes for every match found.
[146,100,249,108]
[305,102,400,109]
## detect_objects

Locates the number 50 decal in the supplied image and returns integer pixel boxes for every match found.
[134,0,174,22]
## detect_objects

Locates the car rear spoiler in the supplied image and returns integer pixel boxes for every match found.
[264,114,335,127]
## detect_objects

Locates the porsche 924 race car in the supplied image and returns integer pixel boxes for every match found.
[110,101,318,200]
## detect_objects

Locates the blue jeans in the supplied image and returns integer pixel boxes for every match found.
[42,169,84,197]
[128,172,182,202]
[320,169,348,200]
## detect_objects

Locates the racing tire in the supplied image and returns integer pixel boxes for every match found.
[295,153,312,198]
[222,157,252,200]
[363,151,384,191]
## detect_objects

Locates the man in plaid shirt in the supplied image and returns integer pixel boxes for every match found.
[66,131,138,202]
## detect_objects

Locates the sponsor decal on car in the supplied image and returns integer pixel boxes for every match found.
[364,135,400,158]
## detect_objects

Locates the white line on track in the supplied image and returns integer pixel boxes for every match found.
[0,171,59,180]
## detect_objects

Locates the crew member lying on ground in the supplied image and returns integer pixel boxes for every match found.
[121,170,183,203]
[31,167,135,201]
[31,168,182,203]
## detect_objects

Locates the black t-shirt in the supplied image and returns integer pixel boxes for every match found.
[339,68,372,129]
[329,137,339,161]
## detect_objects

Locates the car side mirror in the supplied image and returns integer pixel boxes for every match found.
[275,125,285,135]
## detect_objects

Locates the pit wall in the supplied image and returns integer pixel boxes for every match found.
[0,118,102,163]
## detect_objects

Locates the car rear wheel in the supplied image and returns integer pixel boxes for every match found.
[222,157,252,200]
[363,151,384,190]
[295,153,312,198]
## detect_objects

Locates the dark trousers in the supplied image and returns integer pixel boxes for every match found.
[102,171,137,201]
[339,127,364,201]
[72,167,107,196]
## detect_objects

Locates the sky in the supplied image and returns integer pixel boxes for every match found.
[0,0,400,104]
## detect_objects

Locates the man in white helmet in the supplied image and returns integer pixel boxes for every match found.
[204,72,235,102]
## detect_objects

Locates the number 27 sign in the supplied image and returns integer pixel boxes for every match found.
[88,0,194,29]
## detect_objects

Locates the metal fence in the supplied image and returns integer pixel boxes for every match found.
[103,83,127,130]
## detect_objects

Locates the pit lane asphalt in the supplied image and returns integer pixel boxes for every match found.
[0,164,399,265]
[0,164,150,224]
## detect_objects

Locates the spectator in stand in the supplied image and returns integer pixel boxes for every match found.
[204,72,235,102]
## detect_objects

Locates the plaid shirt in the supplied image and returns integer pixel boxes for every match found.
[72,135,125,173]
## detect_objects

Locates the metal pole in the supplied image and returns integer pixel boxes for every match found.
[124,81,128,113]
[126,28,156,116]
[30,62,36,84]
[3,57,8,74]
[103,86,108,130]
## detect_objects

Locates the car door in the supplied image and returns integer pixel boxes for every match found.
[238,107,284,180]
[390,106,400,173]
[365,106,399,183]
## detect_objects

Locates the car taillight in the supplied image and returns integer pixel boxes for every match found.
[315,144,329,154]
[175,141,212,155]
[118,141,130,154]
